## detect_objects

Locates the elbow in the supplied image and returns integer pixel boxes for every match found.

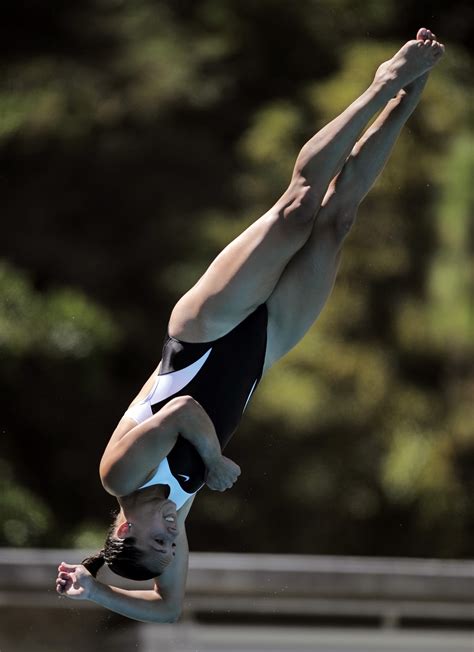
[153,604,182,624]
[99,466,119,496]
[165,600,183,623]
[150,591,183,624]
[99,464,131,497]
[166,609,182,624]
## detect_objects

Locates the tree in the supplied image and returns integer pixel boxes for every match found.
[1,0,472,556]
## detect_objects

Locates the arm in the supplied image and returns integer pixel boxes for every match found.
[92,526,190,623]
[100,395,240,496]
[56,498,195,623]
[170,397,242,492]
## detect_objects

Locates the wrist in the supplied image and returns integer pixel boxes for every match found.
[177,397,222,465]
[87,576,100,602]
[203,446,222,469]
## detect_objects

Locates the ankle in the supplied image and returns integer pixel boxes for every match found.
[372,63,403,99]
[357,79,396,113]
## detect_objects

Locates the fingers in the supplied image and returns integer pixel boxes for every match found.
[217,474,240,491]
[58,561,77,572]
[58,571,71,579]
[205,456,242,491]
[207,477,238,491]
[56,570,72,590]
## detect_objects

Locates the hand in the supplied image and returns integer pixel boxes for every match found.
[205,455,241,492]
[55,562,95,600]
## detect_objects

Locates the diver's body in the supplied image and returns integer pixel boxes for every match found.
[56,29,444,623]
[121,302,269,506]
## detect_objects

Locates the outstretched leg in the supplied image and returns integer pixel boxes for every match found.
[170,36,443,343]
[265,33,444,367]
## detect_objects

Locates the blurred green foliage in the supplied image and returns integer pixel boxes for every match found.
[0,459,52,546]
[1,0,472,557]
[0,261,119,358]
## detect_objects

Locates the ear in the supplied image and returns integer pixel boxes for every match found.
[116,522,130,539]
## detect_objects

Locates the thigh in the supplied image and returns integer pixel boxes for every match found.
[169,204,314,343]
[264,206,347,370]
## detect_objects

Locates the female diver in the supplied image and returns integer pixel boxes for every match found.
[56,29,444,622]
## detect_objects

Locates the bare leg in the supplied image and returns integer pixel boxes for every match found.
[265,41,443,368]
[170,37,444,343]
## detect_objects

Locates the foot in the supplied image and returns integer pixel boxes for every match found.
[397,28,440,102]
[374,30,444,95]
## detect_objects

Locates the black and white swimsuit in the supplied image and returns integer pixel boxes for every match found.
[123,304,268,508]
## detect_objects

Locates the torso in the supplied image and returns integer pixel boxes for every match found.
[113,304,269,507]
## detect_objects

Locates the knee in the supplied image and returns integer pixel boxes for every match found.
[333,205,358,242]
[279,178,320,227]
[316,184,359,244]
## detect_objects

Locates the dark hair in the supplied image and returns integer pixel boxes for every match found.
[82,519,159,581]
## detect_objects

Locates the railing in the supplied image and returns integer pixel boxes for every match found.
[1,548,473,628]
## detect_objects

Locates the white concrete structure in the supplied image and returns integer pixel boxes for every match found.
[0,549,473,652]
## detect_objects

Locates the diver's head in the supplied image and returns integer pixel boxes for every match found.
[83,487,179,580]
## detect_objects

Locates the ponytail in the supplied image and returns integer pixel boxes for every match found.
[81,515,159,580]
[82,549,106,578]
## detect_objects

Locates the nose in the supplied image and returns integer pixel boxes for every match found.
[154,521,179,546]
[155,537,177,548]
[155,539,177,556]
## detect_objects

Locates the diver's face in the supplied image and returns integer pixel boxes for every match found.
[117,499,179,573]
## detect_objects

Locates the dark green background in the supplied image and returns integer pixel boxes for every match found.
[1,0,473,558]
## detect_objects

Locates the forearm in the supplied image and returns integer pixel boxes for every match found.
[89,582,180,623]
[177,397,222,467]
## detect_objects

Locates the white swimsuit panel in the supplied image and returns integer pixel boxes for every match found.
[124,347,212,424]
[124,348,212,508]
[139,457,198,510]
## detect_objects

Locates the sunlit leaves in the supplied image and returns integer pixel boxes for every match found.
[382,428,456,504]
[254,361,329,433]
[0,459,52,546]
[69,521,108,550]
[1,0,472,556]
[0,261,120,358]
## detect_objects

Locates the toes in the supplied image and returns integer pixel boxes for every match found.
[431,41,444,56]
[417,27,437,43]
